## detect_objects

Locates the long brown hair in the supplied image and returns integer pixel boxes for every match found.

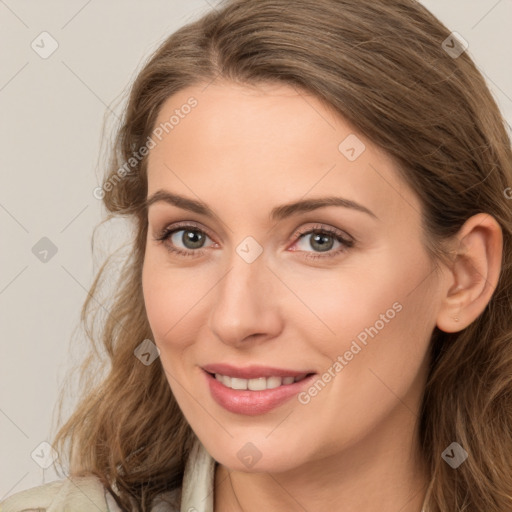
[52,0,512,510]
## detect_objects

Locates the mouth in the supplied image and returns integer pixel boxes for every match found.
[201,366,318,415]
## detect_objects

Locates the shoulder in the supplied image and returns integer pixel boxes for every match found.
[0,475,121,512]
[0,475,182,512]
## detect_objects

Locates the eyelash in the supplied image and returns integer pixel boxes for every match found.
[153,221,355,261]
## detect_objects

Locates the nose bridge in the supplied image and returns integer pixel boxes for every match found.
[208,244,281,345]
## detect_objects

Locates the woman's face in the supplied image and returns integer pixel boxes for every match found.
[142,81,446,472]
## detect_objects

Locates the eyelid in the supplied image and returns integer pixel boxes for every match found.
[156,220,217,243]
[291,223,353,244]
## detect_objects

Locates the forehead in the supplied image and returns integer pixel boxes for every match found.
[146,81,421,226]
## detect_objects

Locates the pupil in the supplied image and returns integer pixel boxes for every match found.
[184,230,204,249]
[312,233,333,252]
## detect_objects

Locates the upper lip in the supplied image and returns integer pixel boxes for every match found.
[202,363,315,379]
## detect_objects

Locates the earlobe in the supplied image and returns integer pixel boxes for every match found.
[436,213,503,334]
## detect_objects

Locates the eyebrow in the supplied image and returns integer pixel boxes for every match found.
[145,190,378,221]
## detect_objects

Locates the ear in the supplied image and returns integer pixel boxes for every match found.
[436,213,503,333]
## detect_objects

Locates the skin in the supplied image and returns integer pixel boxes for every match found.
[142,81,503,512]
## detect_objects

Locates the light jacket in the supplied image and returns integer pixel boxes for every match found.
[0,437,216,512]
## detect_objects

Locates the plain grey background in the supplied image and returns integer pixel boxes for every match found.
[1,0,511,499]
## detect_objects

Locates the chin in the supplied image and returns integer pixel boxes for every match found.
[200,434,310,474]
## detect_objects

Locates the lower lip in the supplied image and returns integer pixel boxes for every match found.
[204,370,316,415]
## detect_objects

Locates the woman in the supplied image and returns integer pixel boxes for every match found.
[2,0,511,511]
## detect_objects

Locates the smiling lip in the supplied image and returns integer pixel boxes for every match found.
[201,364,317,415]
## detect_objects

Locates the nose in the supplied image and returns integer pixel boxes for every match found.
[207,250,283,347]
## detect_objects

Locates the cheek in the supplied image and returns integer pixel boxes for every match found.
[141,253,212,353]
[287,243,435,372]
[279,257,403,354]
[328,255,434,398]
[142,254,184,349]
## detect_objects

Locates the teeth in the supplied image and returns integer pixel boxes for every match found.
[266,376,282,389]
[230,377,248,390]
[213,373,308,390]
[248,377,267,391]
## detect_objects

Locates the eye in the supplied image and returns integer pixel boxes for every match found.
[153,222,215,259]
[290,224,354,260]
